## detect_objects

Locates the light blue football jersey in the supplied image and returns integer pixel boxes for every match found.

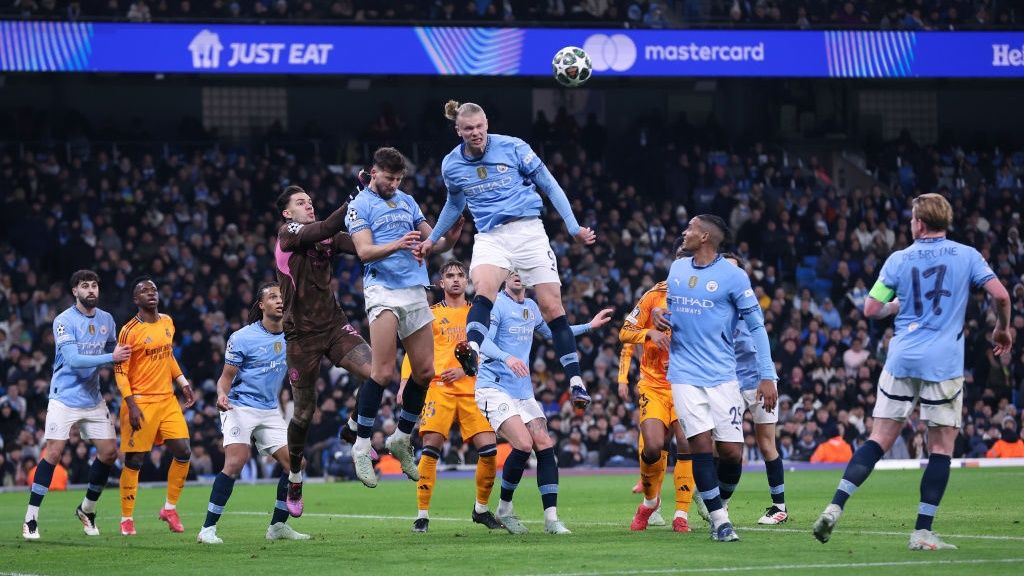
[224,321,287,410]
[667,256,771,387]
[51,306,117,408]
[438,133,547,234]
[872,237,996,381]
[345,187,429,289]
[478,291,588,399]
[733,318,761,391]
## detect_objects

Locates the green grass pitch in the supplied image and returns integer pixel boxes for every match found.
[2,468,1022,576]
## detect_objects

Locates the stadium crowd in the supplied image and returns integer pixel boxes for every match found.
[4,0,1019,29]
[1,104,1023,489]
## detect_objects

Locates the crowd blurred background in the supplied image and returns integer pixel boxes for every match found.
[2,93,1023,489]
[4,0,1019,30]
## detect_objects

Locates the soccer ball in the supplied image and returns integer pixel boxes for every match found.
[552,46,592,88]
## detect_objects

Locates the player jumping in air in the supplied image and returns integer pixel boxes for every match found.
[814,193,1012,550]
[23,270,131,540]
[344,147,462,487]
[115,277,196,536]
[399,260,504,533]
[477,272,613,534]
[198,282,310,544]
[416,100,597,412]
[664,215,778,542]
[275,184,373,514]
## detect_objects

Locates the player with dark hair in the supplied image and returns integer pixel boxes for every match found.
[416,100,596,413]
[275,183,372,514]
[344,146,462,486]
[22,270,131,540]
[664,214,778,542]
[398,260,504,532]
[198,282,309,544]
[115,276,195,536]
[477,273,613,534]
[814,193,1012,550]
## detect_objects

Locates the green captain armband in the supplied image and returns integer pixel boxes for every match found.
[868,280,896,303]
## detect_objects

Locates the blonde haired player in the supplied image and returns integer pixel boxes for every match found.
[416,100,596,413]
[398,260,504,533]
[115,277,195,536]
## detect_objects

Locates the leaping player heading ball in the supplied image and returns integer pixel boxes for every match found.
[416,100,597,411]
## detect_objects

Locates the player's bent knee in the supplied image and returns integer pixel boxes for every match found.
[124,454,145,470]
[371,367,395,385]
[290,414,312,429]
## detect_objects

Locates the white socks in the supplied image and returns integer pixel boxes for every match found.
[163,501,176,511]
[474,502,489,514]
[674,510,688,520]
[642,497,659,509]
[417,510,429,520]
[288,471,302,483]
[710,508,729,528]
[497,500,513,517]
[543,507,558,523]
[353,436,371,454]
[391,430,411,442]
[25,505,38,523]
[81,497,97,514]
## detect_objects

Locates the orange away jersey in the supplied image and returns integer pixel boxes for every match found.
[619,281,670,390]
[401,302,475,396]
[114,314,183,403]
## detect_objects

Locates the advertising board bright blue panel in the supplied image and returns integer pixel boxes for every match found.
[0,21,1021,78]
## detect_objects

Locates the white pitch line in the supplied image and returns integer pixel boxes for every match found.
[520,558,1024,576]
[226,511,1024,541]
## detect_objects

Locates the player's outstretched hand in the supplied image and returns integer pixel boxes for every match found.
[181,382,196,408]
[651,307,671,331]
[589,307,615,329]
[414,239,434,264]
[992,326,1013,356]
[756,379,778,413]
[505,356,529,377]
[113,344,132,363]
[575,227,596,245]
[216,394,232,412]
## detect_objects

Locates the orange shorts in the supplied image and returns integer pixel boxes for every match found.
[120,397,188,452]
[419,387,492,441]
[637,382,677,427]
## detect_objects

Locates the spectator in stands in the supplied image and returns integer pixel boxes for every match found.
[810,425,854,463]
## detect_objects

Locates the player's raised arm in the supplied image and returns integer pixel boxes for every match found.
[277,185,350,252]
[513,138,593,245]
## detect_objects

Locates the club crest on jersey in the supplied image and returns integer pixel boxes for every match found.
[706,281,719,292]
[688,276,698,289]
[145,337,153,344]
[496,164,509,173]
[99,325,108,335]
[165,329,171,338]
[274,342,283,354]
[476,166,488,180]
[88,324,96,335]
